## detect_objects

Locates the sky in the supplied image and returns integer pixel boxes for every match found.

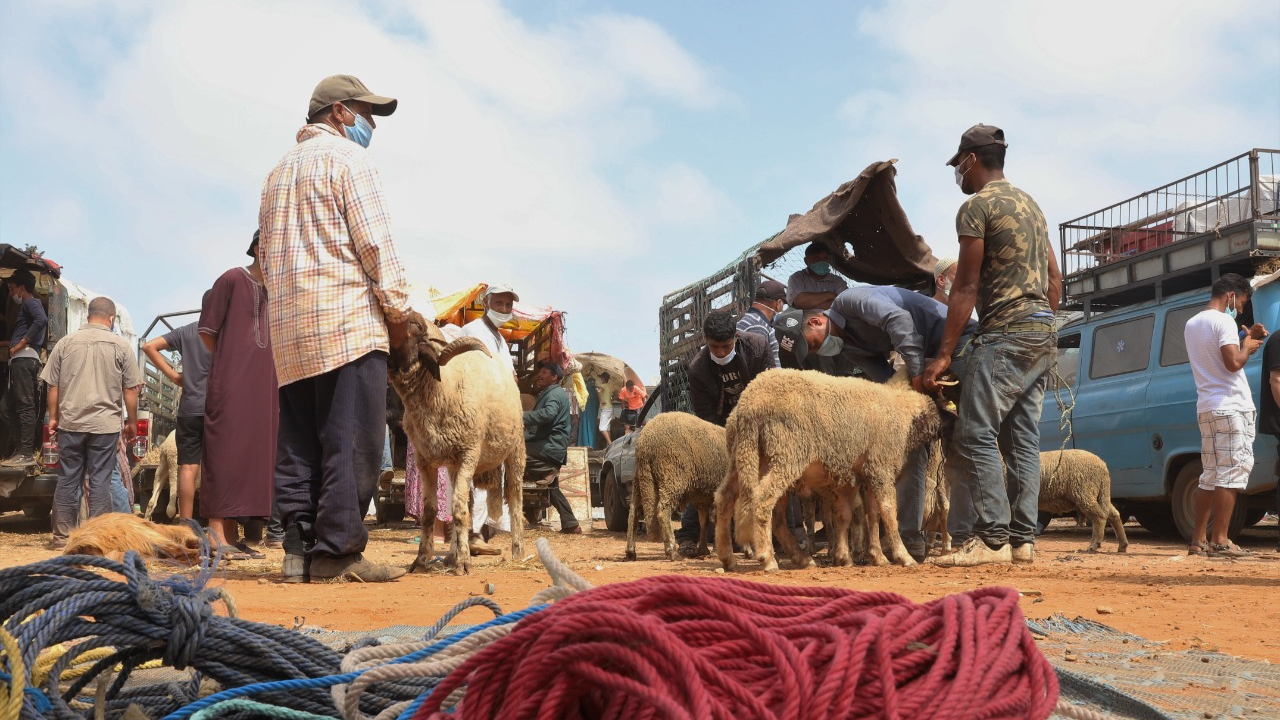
[2,0,1277,381]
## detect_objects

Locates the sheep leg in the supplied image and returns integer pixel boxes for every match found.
[626,454,649,561]
[446,455,479,576]
[695,503,712,559]
[752,481,784,573]
[772,496,814,569]
[144,463,166,521]
[410,462,441,574]
[861,483,891,567]
[830,487,855,567]
[165,459,180,520]
[802,495,818,552]
[661,499,681,561]
[625,480,640,562]
[1107,504,1129,553]
[715,471,739,571]
[504,447,525,562]
[1076,497,1108,552]
[868,477,917,568]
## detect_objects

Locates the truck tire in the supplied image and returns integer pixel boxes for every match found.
[1171,460,1246,542]
[375,495,406,524]
[21,502,52,521]
[601,467,628,533]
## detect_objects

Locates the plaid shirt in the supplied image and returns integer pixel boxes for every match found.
[258,124,412,386]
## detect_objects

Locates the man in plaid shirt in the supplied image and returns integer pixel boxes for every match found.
[259,74,413,583]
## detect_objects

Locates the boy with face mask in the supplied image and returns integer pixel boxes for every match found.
[785,242,849,310]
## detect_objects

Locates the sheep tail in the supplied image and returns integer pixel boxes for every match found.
[731,419,764,547]
[635,454,658,542]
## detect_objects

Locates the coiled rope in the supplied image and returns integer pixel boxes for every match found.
[411,539,1060,720]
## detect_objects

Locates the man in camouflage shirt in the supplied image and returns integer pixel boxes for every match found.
[923,124,1063,567]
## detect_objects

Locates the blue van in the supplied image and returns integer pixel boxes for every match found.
[1040,275,1278,540]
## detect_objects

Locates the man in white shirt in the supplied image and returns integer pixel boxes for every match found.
[459,284,518,554]
[1184,273,1267,557]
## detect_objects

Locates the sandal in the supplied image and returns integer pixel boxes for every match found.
[233,541,266,560]
[1207,542,1252,558]
[1187,542,1208,556]
[216,545,252,561]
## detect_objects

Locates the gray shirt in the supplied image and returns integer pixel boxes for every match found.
[162,321,213,417]
[40,323,143,434]
[827,286,977,380]
[785,268,849,306]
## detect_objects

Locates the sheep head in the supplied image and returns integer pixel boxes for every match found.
[389,311,496,384]
[390,311,450,382]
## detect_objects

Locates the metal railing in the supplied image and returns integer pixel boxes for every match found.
[1061,149,1279,278]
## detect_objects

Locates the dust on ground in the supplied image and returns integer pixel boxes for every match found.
[2,512,1277,662]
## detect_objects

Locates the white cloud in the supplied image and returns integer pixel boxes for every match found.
[0,0,730,374]
[840,0,1279,260]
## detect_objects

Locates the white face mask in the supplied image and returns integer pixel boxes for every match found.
[953,155,973,189]
[486,310,513,326]
[710,348,737,366]
[939,277,953,300]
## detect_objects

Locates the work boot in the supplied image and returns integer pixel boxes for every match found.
[904,542,928,564]
[932,537,1012,567]
[1,453,35,468]
[311,554,406,582]
[281,553,310,583]
[559,524,582,535]
[1011,543,1035,564]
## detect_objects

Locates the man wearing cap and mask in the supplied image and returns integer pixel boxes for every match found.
[258,75,413,583]
[786,242,849,311]
[922,124,1062,568]
[676,311,773,556]
[459,284,518,555]
[737,279,786,368]
[798,285,977,561]
[933,257,958,304]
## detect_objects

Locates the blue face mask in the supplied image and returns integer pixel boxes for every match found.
[808,261,831,276]
[1225,295,1238,321]
[815,333,844,357]
[343,109,374,148]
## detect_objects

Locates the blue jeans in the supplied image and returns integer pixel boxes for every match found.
[952,330,1055,548]
[110,464,130,513]
[52,431,119,541]
[896,443,931,551]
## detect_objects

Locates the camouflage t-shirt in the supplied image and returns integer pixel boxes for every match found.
[955,179,1051,331]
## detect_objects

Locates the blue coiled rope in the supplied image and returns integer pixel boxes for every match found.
[0,551,521,720]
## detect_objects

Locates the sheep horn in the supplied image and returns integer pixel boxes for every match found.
[438,337,493,366]
[934,379,959,387]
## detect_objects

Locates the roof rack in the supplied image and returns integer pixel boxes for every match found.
[1060,149,1280,317]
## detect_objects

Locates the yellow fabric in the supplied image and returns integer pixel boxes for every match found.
[565,371,588,407]
[419,283,552,342]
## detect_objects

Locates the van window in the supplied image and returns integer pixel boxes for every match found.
[1089,315,1155,379]
[1053,334,1081,389]
[1159,305,1202,367]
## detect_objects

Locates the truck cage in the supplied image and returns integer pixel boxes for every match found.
[1061,149,1280,316]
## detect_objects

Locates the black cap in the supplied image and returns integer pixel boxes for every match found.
[773,309,808,367]
[755,279,786,302]
[7,268,35,290]
[804,241,829,259]
[946,124,1007,166]
[247,230,260,258]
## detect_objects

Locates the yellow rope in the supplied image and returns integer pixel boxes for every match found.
[1,625,26,720]
[33,645,164,685]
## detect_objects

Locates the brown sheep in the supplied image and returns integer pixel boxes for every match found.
[388,312,526,575]
[1039,449,1129,553]
[64,512,202,563]
[717,369,943,572]
[624,412,728,561]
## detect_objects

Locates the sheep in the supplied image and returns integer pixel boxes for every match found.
[64,512,202,563]
[716,369,943,572]
[1039,449,1129,553]
[921,441,952,554]
[388,311,526,575]
[137,431,200,522]
[624,412,728,561]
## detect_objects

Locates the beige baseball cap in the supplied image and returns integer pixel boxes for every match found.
[308,75,398,120]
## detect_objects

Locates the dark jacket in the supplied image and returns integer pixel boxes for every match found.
[688,331,772,427]
[11,296,48,350]
[524,383,571,465]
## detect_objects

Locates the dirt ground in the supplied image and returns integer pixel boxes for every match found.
[2,511,1278,663]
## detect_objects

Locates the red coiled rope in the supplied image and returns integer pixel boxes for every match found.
[414,576,1058,720]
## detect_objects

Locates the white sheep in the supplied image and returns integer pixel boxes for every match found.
[624,412,728,561]
[388,312,526,575]
[716,369,943,571]
[137,432,200,521]
[1039,449,1129,553]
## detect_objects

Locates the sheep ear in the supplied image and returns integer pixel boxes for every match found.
[419,343,443,382]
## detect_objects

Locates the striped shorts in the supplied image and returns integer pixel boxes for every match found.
[1196,410,1256,491]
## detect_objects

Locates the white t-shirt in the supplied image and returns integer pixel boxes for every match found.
[460,317,514,372]
[1184,309,1254,414]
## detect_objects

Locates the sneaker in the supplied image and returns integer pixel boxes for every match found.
[310,554,406,582]
[281,553,310,583]
[48,538,67,552]
[678,539,705,558]
[263,538,283,550]
[559,524,583,535]
[1,453,35,468]
[1012,543,1035,564]
[932,537,1012,567]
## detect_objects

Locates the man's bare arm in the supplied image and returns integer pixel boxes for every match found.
[142,336,181,384]
[1046,246,1063,313]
